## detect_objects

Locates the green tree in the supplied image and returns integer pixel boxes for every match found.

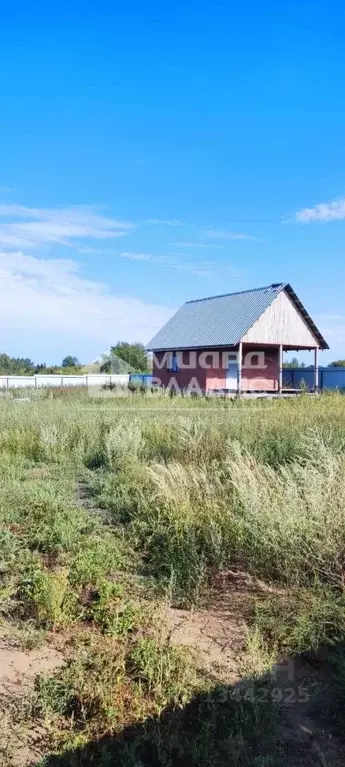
[0,354,36,375]
[283,357,306,369]
[328,360,345,367]
[62,356,80,369]
[101,342,148,373]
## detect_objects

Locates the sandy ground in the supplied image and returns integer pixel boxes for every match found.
[0,635,64,767]
[0,638,63,698]
[167,570,260,681]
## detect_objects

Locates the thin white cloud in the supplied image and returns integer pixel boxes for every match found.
[120,251,156,262]
[203,228,257,241]
[144,218,183,226]
[120,251,213,276]
[295,197,345,223]
[121,252,180,265]
[78,246,216,276]
[0,250,173,358]
[0,204,134,249]
[172,241,224,249]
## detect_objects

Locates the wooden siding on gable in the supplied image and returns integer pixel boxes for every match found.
[241,289,318,347]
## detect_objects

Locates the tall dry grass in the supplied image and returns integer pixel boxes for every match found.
[2,391,345,762]
[1,393,345,605]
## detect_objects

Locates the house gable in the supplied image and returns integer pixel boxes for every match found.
[241,289,319,347]
[147,283,328,351]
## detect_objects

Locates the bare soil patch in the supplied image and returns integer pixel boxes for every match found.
[0,636,64,767]
[0,637,63,699]
[167,569,258,682]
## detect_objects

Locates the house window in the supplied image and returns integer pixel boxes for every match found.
[167,352,179,372]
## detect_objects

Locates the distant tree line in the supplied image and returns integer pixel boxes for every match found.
[0,353,83,375]
[0,343,150,375]
[328,360,345,367]
[283,357,345,369]
[283,358,306,369]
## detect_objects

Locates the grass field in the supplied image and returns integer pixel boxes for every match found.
[1,388,345,765]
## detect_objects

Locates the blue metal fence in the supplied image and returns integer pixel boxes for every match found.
[283,367,345,391]
[129,373,154,387]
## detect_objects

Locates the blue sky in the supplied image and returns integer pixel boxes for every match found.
[1,0,345,363]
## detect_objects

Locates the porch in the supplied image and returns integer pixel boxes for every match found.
[209,343,320,395]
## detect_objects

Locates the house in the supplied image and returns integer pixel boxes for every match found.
[147,283,328,394]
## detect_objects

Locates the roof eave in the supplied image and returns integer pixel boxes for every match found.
[146,342,239,352]
[284,284,329,350]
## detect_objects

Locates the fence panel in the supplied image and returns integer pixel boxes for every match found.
[0,374,130,389]
[35,376,65,387]
[0,376,35,388]
[129,373,154,387]
[282,367,345,391]
[322,368,345,389]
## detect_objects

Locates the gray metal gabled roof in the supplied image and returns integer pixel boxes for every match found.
[147,283,329,350]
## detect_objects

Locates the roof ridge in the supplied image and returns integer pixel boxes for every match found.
[146,282,328,351]
[185,283,285,305]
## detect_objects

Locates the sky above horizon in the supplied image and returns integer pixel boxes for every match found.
[1,0,345,364]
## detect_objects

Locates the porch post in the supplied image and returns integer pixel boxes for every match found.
[314,347,319,392]
[237,342,242,396]
[278,344,283,394]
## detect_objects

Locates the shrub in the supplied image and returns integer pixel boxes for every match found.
[22,567,74,627]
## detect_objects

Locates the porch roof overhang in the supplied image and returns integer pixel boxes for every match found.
[152,342,320,353]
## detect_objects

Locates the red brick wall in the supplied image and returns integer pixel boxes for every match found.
[241,347,279,391]
[152,346,279,392]
[205,351,227,390]
[152,350,207,391]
